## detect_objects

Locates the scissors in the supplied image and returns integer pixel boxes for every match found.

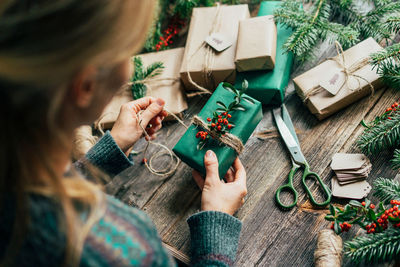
[272,104,332,209]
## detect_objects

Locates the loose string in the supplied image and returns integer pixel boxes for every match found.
[185,3,223,97]
[301,41,374,102]
[192,115,244,154]
[72,125,98,160]
[314,229,343,267]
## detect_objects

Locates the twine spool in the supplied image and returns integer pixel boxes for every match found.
[314,229,343,267]
[72,125,98,160]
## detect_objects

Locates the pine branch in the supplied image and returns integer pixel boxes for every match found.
[370,43,400,88]
[357,110,400,155]
[392,149,400,170]
[373,177,400,203]
[344,228,400,263]
[130,57,164,100]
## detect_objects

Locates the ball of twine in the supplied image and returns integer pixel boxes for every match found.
[314,229,343,267]
[72,125,98,160]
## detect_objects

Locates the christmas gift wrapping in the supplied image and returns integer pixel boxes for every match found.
[235,1,296,106]
[293,38,384,120]
[235,15,277,72]
[180,5,250,93]
[96,48,188,130]
[173,83,262,178]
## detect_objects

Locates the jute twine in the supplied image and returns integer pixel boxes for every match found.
[301,41,374,102]
[185,3,223,97]
[314,229,343,267]
[192,115,244,154]
[72,125,98,160]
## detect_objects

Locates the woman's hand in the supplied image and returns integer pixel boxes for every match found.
[110,97,168,156]
[192,150,247,216]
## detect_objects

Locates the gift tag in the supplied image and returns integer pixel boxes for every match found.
[319,72,346,95]
[332,176,371,199]
[205,33,233,52]
[331,153,368,171]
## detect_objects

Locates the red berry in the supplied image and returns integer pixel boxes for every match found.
[207,118,212,122]
[385,210,390,215]
[228,124,232,129]
[227,114,232,118]
[217,126,222,131]
[366,225,371,230]
[223,119,228,125]
[394,206,398,211]
[391,200,395,205]
[370,204,375,209]
[389,213,394,218]
[362,202,366,206]
[378,218,383,224]
[218,118,222,123]
[196,132,201,138]
[211,123,216,128]
[390,208,394,213]
[218,115,222,119]
[222,112,227,116]
[372,223,376,228]
[330,223,334,230]
[142,158,148,164]
[370,228,375,233]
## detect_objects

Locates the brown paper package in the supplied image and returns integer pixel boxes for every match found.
[96,48,188,130]
[235,15,277,72]
[294,38,384,120]
[180,5,250,91]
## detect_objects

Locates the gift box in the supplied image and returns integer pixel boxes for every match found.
[235,1,296,106]
[173,83,262,178]
[97,48,188,130]
[235,15,277,72]
[180,5,250,93]
[293,37,384,120]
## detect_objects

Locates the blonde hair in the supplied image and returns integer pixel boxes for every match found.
[0,0,155,266]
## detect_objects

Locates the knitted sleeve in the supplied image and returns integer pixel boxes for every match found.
[74,131,133,178]
[80,195,176,267]
[187,211,242,267]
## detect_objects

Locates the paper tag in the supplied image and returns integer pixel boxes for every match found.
[205,33,233,52]
[319,72,345,95]
[331,153,369,171]
[332,176,371,199]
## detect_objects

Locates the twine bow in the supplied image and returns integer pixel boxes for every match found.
[192,115,244,154]
[302,41,374,102]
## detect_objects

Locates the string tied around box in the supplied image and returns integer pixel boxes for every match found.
[301,41,375,102]
[184,3,223,97]
[192,115,244,154]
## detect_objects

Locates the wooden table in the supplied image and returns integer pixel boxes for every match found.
[105,39,400,266]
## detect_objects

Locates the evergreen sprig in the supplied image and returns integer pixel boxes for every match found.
[275,0,400,62]
[357,110,400,155]
[370,43,400,88]
[392,149,400,170]
[373,177,400,204]
[344,228,400,263]
[130,57,164,100]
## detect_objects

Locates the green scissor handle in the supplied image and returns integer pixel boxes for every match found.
[275,164,300,209]
[301,163,332,207]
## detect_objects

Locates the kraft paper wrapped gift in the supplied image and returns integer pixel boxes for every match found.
[180,5,250,93]
[173,83,262,178]
[96,48,188,130]
[235,15,277,72]
[293,37,384,120]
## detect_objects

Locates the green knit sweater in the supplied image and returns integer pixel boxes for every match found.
[0,132,242,266]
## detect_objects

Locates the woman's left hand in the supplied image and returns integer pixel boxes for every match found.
[110,97,168,156]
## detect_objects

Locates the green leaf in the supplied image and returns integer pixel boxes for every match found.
[231,106,245,111]
[329,204,336,217]
[242,95,255,104]
[334,220,341,234]
[350,216,363,225]
[325,215,335,221]
[349,200,363,208]
[367,208,377,221]
[216,101,227,109]
[216,108,226,113]
[222,82,237,94]
[388,216,400,223]
[242,79,249,91]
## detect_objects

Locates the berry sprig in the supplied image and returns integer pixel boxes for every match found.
[361,99,400,128]
[196,80,255,150]
[325,199,400,235]
[154,16,185,51]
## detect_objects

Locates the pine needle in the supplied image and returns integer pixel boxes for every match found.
[373,177,400,203]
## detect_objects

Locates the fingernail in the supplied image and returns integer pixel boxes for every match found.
[156,98,165,107]
[206,150,215,158]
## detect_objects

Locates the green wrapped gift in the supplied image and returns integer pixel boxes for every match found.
[235,1,297,106]
[173,82,262,178]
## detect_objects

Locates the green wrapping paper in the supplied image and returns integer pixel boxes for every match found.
[235,1,296,106]
[173,83,263,178]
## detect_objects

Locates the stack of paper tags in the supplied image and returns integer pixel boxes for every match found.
[330,153,372,199]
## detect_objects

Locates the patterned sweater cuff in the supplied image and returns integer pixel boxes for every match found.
[187,211,242,266]
[85,131,133,177]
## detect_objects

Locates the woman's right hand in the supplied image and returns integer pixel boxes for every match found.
[192,150,247,216]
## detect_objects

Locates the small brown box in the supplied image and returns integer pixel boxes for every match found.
[294,38,384,120]
[235,15,277,72]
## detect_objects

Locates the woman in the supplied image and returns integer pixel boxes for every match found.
[0,1,247,266]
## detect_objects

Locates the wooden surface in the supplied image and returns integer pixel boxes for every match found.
[105,40,400,266]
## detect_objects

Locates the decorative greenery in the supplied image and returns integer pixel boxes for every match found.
[130,57,164,99]
[370,42,400,89]
[324,178,400,264]
[274,0,400,62]
[196,80,255,150]
[391,149,400,170]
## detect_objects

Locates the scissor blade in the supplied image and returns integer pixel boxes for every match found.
[273,107,306,164]
[282,104,299,145]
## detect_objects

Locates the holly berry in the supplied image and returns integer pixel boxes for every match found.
[207,118,212,122]
[217,125,222,131]
[211,123,216,128]
[228,124,232,129]
[227,114,232,118]
[362,201,366,206]
[223,119,228,125]
[370,204,375,209]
